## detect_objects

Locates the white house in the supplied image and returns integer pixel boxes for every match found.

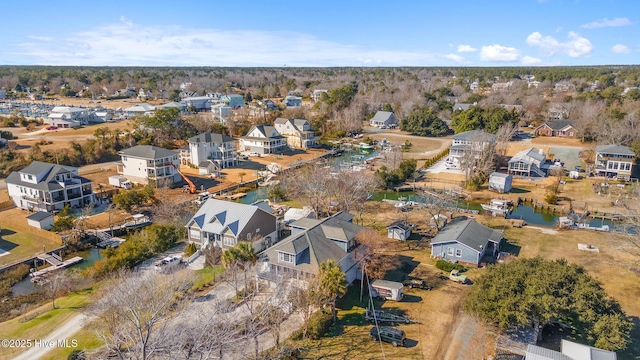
[312,89,328,103]
[449,130,497,164]
[117,145,181,185]
[488,172,513,193]
[187,132,238,174]
[369,111,398,127]
[186,199,278,253]
[45,106,94,128]
[6,161,95,212]
[508,148,548,177]
[211,103,232,124]
[124,103,156,118]
[273,118,319,149]
[239,125,287,155]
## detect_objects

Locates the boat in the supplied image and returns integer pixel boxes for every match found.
[359,142,374,150]
[481,199,511,215]
[395,202,409,209]
[577,223,610,232]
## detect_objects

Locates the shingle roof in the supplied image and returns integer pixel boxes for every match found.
[452,130,497,142]
[187,198,274,237]
[188,132,236,144]
[242,125,284,140]
[6,161,89,192]
[509,148,546,165]
[430,220,503,253]
[262,212,364,274]
[453,103,473,111]
[490,172,511,179]
[596,144,635,156]
[387,220,410,231]
[27,211,53,221]
[119,145,177,160]
[370,111,395,123]
[542,119,575,131]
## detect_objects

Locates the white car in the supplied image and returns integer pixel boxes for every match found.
[248,152,261,157]
[445,161,457,169]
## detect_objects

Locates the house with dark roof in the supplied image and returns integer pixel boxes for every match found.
[387,220,411,240]
[186,198,277,252]
[185,132,238,175]
[525,339,617,360]
[117,145,180,185]
[259,212,364,284]
[534,120,577,138]
[449,130,497,164]
[6,161,95,212]
[283,95,302,107]
[274,118,319,149]
[369,111,398,127]
[595,144,635,180]
[508,148,549,177]
[239,125,287,155]
[430,219,503,267]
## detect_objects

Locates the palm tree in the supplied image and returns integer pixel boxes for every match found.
[238,172,247,184]
[236,241,257,294]
[318,260,347,322]
[222,246,241,290]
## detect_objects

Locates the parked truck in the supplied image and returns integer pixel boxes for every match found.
[449,270,468,284]
[108,175,132,190]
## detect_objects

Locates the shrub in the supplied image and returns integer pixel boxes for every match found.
[307,310,333,339]
[545,192,558,205]
[67,350,85,360]
[184,242,198,257]
[435,259,466,272]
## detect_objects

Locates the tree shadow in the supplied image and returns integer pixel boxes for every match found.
[401,294,422,303]
[500,239,521,256]
[510,188,531,194]
[403,338,419,348]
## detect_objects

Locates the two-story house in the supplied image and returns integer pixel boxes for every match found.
[117,145,180,185]
[311,89,328,103]
[6,161,95,212]
[449,130,497,164]
[221,94,244,109]
[547,103,569,120]
[595,144,636,181]
[273,118,319,149]
[45,106,94,128]
[259,212,364,285]
[508,148,549,177]
[186,199,277,252]
[534,120,577,138]
[283,95,302,107]
[239,125,287,155]
[186,132,238,175]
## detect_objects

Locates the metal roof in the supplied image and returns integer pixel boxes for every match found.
[509,148,546,165]
[526,345,573,360]
[187,198,274,238]
[119,145,177,160]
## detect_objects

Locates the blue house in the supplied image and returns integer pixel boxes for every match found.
[221,94,245,109]
[430,219,503,267]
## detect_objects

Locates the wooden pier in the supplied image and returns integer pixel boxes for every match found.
[30,256,84,281]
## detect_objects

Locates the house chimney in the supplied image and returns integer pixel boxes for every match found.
[538,148,544,155]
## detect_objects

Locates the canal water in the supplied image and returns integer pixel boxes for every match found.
[11,248,104,296]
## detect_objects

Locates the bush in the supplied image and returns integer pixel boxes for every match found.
[307,310,333,339]
[545,192,558,205]
[435,259,466,272]
[184,242,198,257]
[67,349,85,360]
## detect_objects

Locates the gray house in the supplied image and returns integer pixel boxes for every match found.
[508,148,548,177]
[430,219,503,267]
[186,199,277,253]
[369,111,398,127]
[258,212,364,285]
[387,220,411,240]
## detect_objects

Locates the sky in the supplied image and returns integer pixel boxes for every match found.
[0,0,638,67]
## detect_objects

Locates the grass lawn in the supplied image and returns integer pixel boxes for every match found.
[0,224,61,267]
[191,265,226,292]
[40,322,103,360]
[0,286,96,360]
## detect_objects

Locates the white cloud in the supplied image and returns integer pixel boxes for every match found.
[11,19,440,66]
[521,56,542,65]
[457,44,477,53]
[581,17,632,29]
[526,31,593,58]
[611,44,630,54]
[479,45,520,62]
[445,54,466,63]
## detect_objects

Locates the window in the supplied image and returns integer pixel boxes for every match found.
[27,175,33,180]
[455,249,462,257]
[447,247,454,256]
[223,237,235,247]
[278,252,295,264]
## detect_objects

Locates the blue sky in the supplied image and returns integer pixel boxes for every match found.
[0,0,637,67]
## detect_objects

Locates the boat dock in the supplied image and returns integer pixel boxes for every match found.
[30,256,84,280]
[215,192,247,200]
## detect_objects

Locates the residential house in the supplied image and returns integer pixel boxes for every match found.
[6,161,95,212]
[180,82,192,90]
[186,199,277,252]
[554,81,574,93]
[312,89,328,103]
[548,103,569,120]
[239,125,287,155]
[124,103,156,118]
[284,95,302,107]
[534,120,577,138]
[94,111,113,123]
[528,81,541,88]
[273,118,319,149]
[160,101,187,114]
[117,145,181,185]
[449,130,497,164]
[113,89,136,98]
[221,94,244,109]
[387,220,411,240]
[264,100,279,111]
[369,111,398,128]
[525,339,617,360]
[508,148,548,177]
[138,88,153,100]
[452,103,474,111]
[491,82,513,91]
[183,96,213,111]
[186,132,238,174]
[179,91,198,99]
[45,106,94,128]
[595,144,635,180]
[0,89,6,99]
[430,219,503,267]
[211,103,232,124]
[258,212,364,284]
[470,82,479,91]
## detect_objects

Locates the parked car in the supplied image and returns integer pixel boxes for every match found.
[370,326,406,347]
[449,270,468,284]
[46,126,58,130]
[248,152,261,157]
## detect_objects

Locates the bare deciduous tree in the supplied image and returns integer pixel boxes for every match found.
[39,268,76,309]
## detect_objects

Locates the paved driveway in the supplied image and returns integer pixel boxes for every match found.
[549,146,583,170]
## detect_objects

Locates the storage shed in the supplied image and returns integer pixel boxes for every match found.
[387,220,411,240]
[489,172,512,193]
[27,211,54,230]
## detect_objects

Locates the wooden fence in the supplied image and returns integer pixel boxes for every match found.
[0,217,62,243]
[0,199,15,211]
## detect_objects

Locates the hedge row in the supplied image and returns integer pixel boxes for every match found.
[435,259,466,272]
[423,148,451,169]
